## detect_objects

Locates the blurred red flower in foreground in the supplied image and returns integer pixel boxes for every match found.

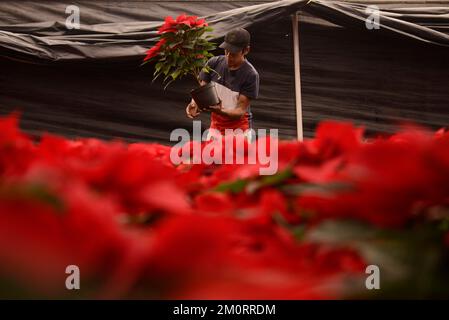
[0,114,448,299]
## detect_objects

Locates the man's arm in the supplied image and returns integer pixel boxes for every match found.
[208,94,251,120]
[209,70,258,119]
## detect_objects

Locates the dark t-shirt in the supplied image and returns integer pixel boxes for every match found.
[199,55,260,131]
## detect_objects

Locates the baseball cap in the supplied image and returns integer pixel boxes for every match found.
[219,28,250,54]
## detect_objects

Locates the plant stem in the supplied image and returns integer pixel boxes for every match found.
[193,70,201,85]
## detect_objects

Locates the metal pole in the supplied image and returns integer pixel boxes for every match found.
[292,12,303,141]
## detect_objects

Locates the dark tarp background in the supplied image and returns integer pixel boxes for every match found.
[0,0,448,143]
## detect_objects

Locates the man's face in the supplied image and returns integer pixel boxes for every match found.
[224,48,247,69]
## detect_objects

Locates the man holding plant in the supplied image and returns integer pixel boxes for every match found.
[143,16,259,141]
[186,28,260,141]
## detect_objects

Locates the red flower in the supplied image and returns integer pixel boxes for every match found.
[143,38,166,61]
[2,114,449,299]
[157,16,177,34]
[0,178,152,298]
[193,18,208,27]
[258,188,301,224]
[144,215,237,282]
[293,157,343,183]
[157,14,208,35]
[173,222,366,299]
[296,126,449,228]
[0,113,36,177]
[312,121,364,161]
[176,13,188,24]
[186,16,208,28]
[194,192,235,214]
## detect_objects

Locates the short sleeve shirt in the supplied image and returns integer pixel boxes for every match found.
[199,55,260,132]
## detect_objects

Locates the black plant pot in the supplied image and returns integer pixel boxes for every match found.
[190,82,220,110]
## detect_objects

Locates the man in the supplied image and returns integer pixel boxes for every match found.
[186,28,260,141]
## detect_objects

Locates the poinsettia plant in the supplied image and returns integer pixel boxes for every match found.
[142,14,217,89]
[1,113,449,299]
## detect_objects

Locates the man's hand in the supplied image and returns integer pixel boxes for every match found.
[205,101,223,114]
[205,94,250,119]
[186,101,201,119]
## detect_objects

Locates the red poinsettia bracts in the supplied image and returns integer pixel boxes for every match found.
[157,14,208,34]
[1,113,449,299]
[143,38,166,62]
[142,14,215,88]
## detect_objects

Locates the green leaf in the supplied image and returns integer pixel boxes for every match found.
[171,69,182,81]
[178,57,186,66]
[245,168,293,194]
[280,181,353,196]
[163,78,175,90]
[169,41,183,49]
[143,21,217,89]
[193,60,205,67]
[273,212,306,240]
[152,70,163,83]
[214,179,248,193]
[154,61,164,74]
[162,64,171,76]
[0,183,65,213]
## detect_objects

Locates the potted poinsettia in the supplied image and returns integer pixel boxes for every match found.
[142,14,220,109]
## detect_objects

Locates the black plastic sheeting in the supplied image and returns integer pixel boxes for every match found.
[1,0,449,62]
[0,0,311,63]
[298,10,449,136]
[0,0,448,143]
